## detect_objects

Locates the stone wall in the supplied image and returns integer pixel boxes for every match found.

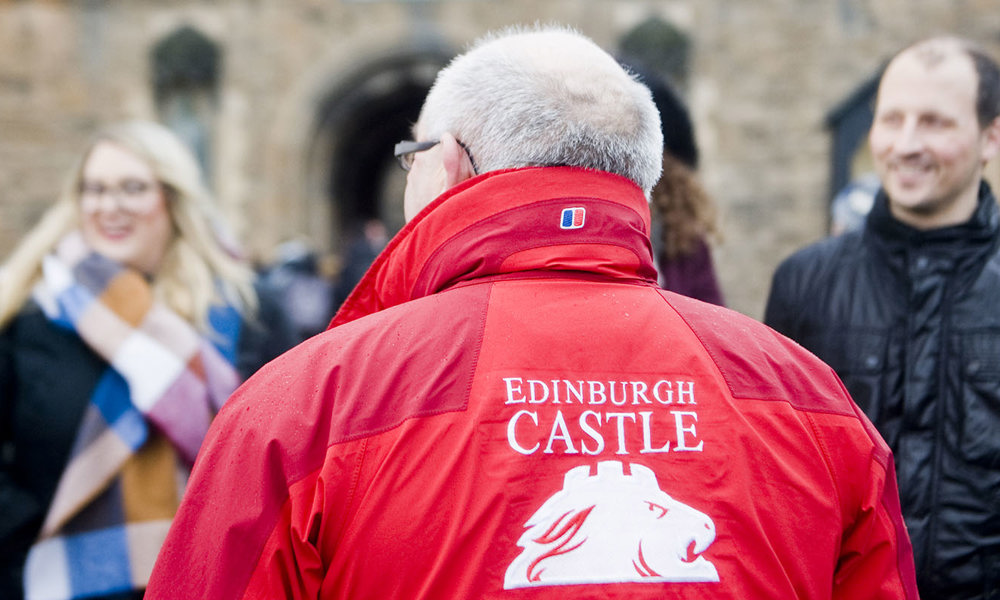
[1,0,998,319]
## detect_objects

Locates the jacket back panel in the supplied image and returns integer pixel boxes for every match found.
[178,277,910,599]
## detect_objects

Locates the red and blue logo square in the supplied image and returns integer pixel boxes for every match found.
[560,207,586,229]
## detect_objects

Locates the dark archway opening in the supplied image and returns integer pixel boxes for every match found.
[318,51,451,247]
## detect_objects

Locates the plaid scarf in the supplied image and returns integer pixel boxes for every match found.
[23,232,240,600]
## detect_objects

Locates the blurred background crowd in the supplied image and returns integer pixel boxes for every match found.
[2,0,998,322]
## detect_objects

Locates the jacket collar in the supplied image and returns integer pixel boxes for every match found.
[866,181,999,248]
[331,167,657,327]
[864,181,1000,287]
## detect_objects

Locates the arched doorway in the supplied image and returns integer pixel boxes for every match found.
[316,50,451,247]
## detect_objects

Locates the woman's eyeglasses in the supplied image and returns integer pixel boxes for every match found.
[78,178,161,214]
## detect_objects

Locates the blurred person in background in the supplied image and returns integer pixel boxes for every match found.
[829,172,879,236]
[259,239,335,343]
[650,149,724,305]
[638,70,724,305]
[766,37,1000,599]
[331,217,388,312]
[0,120,292,600]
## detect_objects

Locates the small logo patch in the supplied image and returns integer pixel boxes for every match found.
[560,207,586,229]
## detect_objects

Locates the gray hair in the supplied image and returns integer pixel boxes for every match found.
[417,26,664,194]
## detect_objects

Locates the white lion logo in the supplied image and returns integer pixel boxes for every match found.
[504,461,719,588]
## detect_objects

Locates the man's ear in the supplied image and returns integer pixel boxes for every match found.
[440,133,477,188]
[982,116,1000,164]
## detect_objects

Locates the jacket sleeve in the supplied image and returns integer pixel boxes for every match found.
[1,322,13,465]
[144,365,330,600]
[832,415,919,599]
[763,257,802,338]
[0,322,41,598]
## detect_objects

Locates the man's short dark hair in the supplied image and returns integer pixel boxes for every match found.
[896,37,1000,129]
[966,44,1000,127]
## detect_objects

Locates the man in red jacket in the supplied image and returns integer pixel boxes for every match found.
[146,25,917,599]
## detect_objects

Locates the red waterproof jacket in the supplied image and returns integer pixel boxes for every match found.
[146,167,917,600]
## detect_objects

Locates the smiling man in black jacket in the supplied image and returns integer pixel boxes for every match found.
[765,37,1000,599]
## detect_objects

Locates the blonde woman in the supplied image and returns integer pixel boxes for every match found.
[0,120,291,600]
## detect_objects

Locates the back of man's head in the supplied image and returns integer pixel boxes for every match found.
[417,26,664,194]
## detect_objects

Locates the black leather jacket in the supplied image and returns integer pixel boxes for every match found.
[765,182,1000,600]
